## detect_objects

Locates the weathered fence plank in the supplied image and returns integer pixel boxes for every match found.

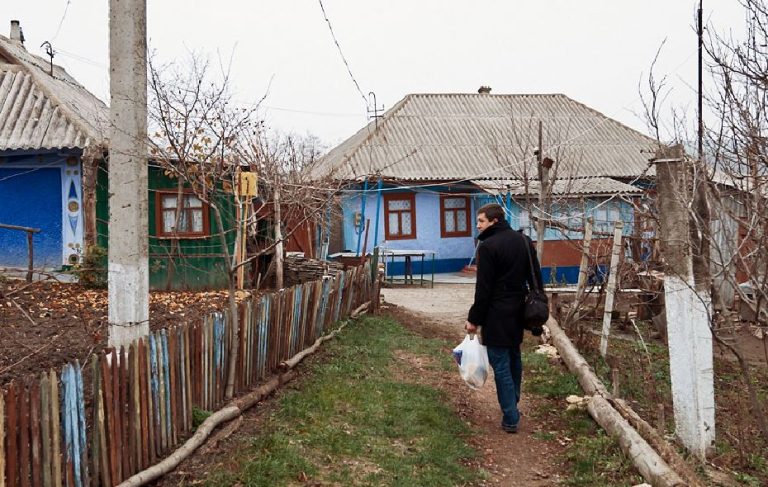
[0,266,375,487]
[0,392,5,487]
[49,371,61,487]
[29,382,41,487]
[120,347,130,478]
[18,385,29,487]
[6,382,18,487]
[38,374,51,487]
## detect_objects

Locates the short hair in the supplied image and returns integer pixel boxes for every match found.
[477,203,505,222]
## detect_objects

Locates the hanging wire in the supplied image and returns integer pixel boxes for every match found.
[316,0,369,109]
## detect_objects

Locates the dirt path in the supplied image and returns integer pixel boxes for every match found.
[382,284,566,486]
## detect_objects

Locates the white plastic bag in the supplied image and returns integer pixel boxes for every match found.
[452,334,489,390]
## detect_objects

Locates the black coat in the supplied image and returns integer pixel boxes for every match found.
[467,220,543,347]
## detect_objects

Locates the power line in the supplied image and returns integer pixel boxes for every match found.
[316,0,369,109]
[51,0,72,42]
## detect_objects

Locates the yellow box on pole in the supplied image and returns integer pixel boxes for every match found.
[238,172,258,197]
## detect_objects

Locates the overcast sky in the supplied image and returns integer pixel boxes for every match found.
[0,1,749,147]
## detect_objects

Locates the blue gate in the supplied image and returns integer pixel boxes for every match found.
[0,167,63,268]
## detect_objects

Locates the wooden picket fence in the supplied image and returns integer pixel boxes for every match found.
[0,264,374,487]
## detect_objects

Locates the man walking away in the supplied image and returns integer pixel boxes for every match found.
[464,203,543,433]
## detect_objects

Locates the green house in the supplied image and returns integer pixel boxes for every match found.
[95,161,237,290]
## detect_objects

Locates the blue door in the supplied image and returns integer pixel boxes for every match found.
[0,167,62,268]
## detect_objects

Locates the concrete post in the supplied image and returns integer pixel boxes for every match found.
[108,0,149,347]
[653,144,715,459]
[599,221,624,358]
[535,121,548,260]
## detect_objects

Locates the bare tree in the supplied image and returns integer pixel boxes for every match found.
[640,1,768,444]
[147,53,338,399]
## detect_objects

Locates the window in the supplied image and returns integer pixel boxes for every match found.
[384,193,416,240]
[440,196,471,237]
[156,191,209,238]
[518,208,530,233]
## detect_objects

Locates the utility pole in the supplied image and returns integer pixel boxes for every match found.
[697,0,704,162]
[108,0,149,347]
[535,121,549,261]
[274,180,284,290]
[653,145,715,460]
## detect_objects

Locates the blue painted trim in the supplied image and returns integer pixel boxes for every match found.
[372,178,383,249]
[539,265,608,286]
[355,179,369,255]
[505,192,512,224]
[0,148,82,158]
[384,257,468,276]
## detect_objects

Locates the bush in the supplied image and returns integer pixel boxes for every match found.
[74,245,107,289]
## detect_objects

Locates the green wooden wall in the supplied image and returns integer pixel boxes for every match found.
[96,162,235,290]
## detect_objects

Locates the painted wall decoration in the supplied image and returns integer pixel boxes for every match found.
[62,156,84,265]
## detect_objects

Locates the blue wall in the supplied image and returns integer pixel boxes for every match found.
[0,163,63,268]
[341,186,478,273]
[339,183,637,281]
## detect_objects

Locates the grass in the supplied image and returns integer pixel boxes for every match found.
[574,320,768,484]
[522,342,644,487]
[203,315,481,487]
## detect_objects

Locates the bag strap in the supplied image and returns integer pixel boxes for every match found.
[523,234,542,292]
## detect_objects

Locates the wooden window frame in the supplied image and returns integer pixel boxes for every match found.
[383,193,417,240]
[155,190,210,239]
[440,195,471,238]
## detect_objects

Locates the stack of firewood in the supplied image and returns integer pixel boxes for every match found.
[284,255,346,287]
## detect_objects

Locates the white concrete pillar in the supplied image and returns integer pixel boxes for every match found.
[653,145,715,459]
[664,275,715,458]
[108,0,149,347]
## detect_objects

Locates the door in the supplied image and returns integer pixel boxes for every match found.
[0,167,63,268]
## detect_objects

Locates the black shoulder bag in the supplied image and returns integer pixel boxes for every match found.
[523,239,549,333]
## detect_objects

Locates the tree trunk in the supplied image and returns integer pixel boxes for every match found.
[587,396,687,487]
[211,204,240,400]
[274,183,284,290]
[547,318,699,487]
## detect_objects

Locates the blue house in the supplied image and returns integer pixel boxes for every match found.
[313,89,655,283]
[0,22,109,272]
[0,22,256,291]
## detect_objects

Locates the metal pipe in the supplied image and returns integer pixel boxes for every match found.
[355,179,369,256]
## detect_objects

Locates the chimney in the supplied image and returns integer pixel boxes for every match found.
[10,20,24,44]
[478,86,492,94]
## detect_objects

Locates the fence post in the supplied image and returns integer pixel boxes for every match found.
[600,221,624,358]
[26,231,34,283]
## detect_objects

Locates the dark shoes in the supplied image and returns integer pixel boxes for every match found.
[501,422,518,434]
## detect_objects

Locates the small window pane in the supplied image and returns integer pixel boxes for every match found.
[456,210,467,232]
[519,210,530,229]
[388,198,411,211]
[444,211,455,233]
[184,195,203,209]
[190,209,203,232]
[162,195,178,209]
[388,213,399,235]
[177,212,190,232]
[401,213,412,235]
[162,210,176,232]
[443,197,466,209]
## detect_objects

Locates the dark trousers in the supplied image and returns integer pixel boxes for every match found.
[486,345,522,426]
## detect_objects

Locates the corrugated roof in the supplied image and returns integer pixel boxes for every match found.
[0,35,109,151]
[471,177,643,197]
[312,93,657,181]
